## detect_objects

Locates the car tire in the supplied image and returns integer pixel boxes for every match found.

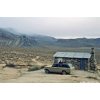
[62,70,67,75]
[45,69,49,74]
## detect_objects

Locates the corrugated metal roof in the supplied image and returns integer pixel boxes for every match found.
[53,52,91,58]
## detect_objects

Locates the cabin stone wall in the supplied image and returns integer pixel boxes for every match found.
[54,57,89,70]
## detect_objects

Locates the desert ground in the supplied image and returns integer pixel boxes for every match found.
[1,68,100,83]
[0,47,100,83]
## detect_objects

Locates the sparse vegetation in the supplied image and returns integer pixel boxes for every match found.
[0,47,99,82]
[86,76,98,80]
[28,65,46,71]
[6,63,16,68]
[0,47,100,69]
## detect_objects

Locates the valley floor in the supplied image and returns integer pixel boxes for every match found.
[0,68,100,83]
[0,47,100,83]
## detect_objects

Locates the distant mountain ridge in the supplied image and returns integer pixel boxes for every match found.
[57,38,100,47]
[0,28,100,48]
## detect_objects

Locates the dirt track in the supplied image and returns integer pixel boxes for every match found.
[0,68,100,83]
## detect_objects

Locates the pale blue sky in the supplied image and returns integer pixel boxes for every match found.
[0,17,100,38]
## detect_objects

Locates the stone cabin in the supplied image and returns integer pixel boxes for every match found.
[53,52,91,70]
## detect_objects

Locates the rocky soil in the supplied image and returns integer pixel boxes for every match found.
[0,68,100,83]
[0,47,100,83]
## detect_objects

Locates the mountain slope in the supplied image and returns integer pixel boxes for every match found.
[0,28,100,48]
[57,38,100,47]
[0,28,38,47]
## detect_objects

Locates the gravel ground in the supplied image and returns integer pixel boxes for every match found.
[0,68,100,83]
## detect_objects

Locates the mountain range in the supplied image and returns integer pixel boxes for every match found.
[0,28,100,48]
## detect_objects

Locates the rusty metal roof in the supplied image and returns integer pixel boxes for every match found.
[53,52,91,58]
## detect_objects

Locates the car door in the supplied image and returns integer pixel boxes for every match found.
[51,64,59,73]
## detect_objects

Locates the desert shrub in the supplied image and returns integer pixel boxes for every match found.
[28,65,40,71]
[86,76,97,80]
[71,75,78,78]
[28,65,46,71]
[41,65,46,69]
[6,63,16,68]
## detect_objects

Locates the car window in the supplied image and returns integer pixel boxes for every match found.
[62,64,70,68]
[52,63,71,68]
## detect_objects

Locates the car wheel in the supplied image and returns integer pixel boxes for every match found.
[45,69,49,74]
[62,71,67,75]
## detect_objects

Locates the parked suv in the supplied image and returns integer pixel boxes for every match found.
[44,63,74,75]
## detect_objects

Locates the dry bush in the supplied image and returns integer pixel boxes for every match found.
[28,65,39,71]
[86,76,98,80]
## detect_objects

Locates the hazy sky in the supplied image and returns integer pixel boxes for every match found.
[0,17,100,38]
